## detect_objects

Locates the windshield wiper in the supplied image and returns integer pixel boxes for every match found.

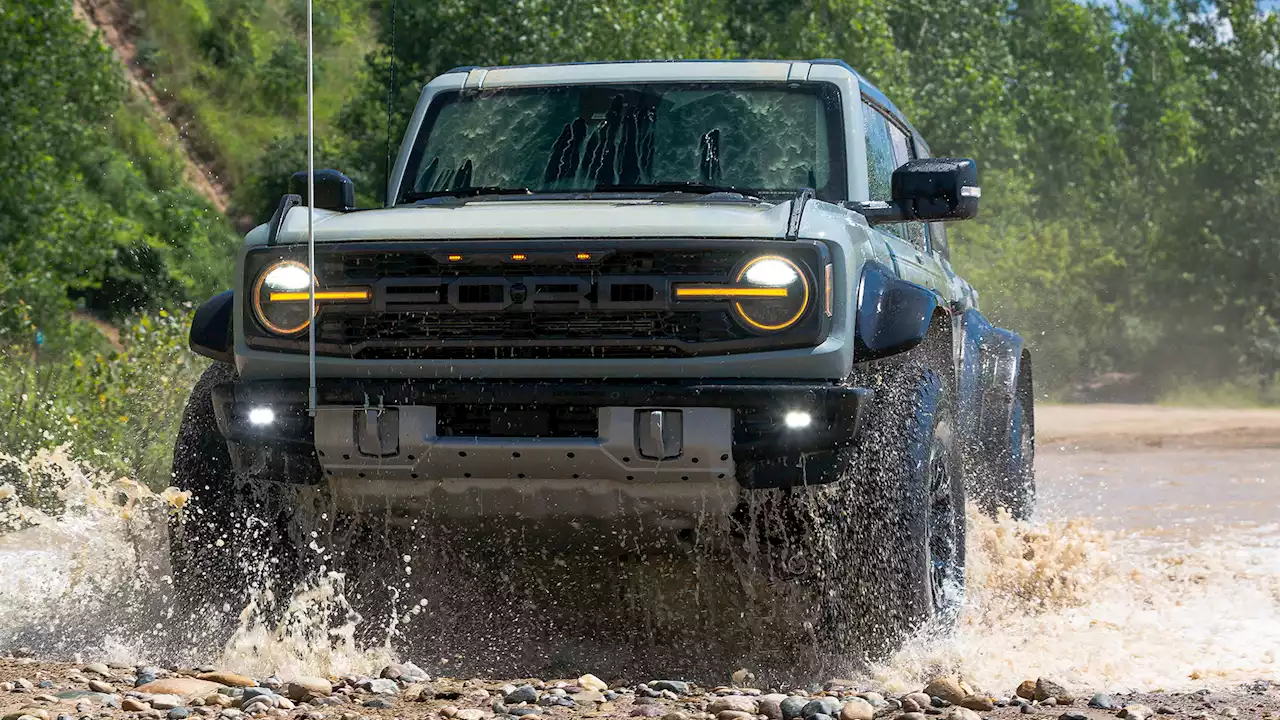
[404,186,535,202]
[592,181,753,196]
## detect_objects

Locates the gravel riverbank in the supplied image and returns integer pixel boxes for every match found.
[1,657,1277,720]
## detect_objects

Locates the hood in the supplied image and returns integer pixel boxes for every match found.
[265,199,796,244]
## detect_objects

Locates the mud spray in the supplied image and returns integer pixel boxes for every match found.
[1,447,1277,693]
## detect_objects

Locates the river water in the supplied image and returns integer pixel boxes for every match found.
[1,408,1278,693]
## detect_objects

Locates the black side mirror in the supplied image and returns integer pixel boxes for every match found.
[846,157,980,225]
[289,169,355,211]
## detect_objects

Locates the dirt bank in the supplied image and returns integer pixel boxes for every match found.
[1036,404,1280,452]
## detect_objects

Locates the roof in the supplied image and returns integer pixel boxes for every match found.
[441,59,917,136]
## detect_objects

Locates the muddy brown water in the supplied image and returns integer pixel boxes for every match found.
[0,405,1277,696]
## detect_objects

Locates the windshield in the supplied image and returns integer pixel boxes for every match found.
[398,83,845,202]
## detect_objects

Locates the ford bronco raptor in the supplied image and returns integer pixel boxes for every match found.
[172,60,1035,656]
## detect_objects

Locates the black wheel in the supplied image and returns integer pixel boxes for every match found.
[809,363,966,658]
[168,362,312,628]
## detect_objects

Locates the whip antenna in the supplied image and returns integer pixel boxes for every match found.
[306,0,317,416]
[384,0,398,194]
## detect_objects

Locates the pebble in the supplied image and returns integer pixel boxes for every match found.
[168,709,191,720]
[944,709,980,720]
[898,714,926,720]
[711,697,759,715]
[122,699,150,712]
[650,682,691,695]
[1156,708,1176,715]
[1057,713,1087,720]
[799,698,838,718]
[204,695,235,708]
[837,699,872,720]
[136,674,159,688]
[1034,679,1073,706]
[137,680,226,698]
[197,674,255,689]
[780,697,807,720]
[856,693,883,708]
[15,679,34,691]
[758,694,786,720]
[152,695,186,710]
[1020,704,1037,715]
[505,686,538,705]
[807,714,833,720]
[1119,705,1155,720]
[360,699,392,710]
[958,695,992,712]
[286,679,332,701]
[922,680,965,707]
[366,679,398,696]
[1088,694,1116,710]
[1042,697,1057,707]
[455,710,485,720]
[82,665,110,678]
[1015,681,1037,701]
[578,675,608,693]
[631,707,664,718]
[662,713,691,720]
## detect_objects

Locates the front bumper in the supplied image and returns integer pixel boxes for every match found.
[211,379,870,522]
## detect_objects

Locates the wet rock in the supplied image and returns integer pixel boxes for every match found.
[1118,705,1154,720]
[123,698,150,711]
[1015,681,1037,701]
[53,691,114,704]
[286,679,332,701]
[138,680,226,698]
[856,693,884,708]
[151,695,186,710]
[578,675,608,693]
[1088,694,1115,710]
[799,698,839,718]
[958,696,992,712]
[711,697,759,715]
[780,697,807,720]
[922,680,965,707]
[650,682,690,696]
[505,686,538,705]
[1033,680,1072,706]
[837,699,873,720]
[197,674,255,689]
[758,694,787,720]
[136,674,159,688]
[807,713,833,720]
[944,709,980,720]
[902,694,930,712]
[366,679,398,696]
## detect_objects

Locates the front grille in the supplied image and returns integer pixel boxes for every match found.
[320,311,735,344]
[327,249,743,281]
[437,404,598,437]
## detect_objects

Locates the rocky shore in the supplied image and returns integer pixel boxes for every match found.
[1,654,1275,720]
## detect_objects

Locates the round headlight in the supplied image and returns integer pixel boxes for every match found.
[253,260,314,335]
[733,255,810,332]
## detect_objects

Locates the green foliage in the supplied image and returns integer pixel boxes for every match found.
[0,0,236,350]
[0,311,206,490]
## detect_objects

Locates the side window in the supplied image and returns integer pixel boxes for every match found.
[863,102,895,203]
[930,222,951,261]
[888,124,926,249]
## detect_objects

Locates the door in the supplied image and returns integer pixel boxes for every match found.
[862,101,946,293]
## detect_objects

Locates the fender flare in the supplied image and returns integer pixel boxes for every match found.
[957,308,1031,464]
[190,290,234,364]
[854,262,939,363]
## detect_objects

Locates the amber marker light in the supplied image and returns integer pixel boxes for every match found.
[510,253,528,261]
[448,254,463,262]
[576,253,592,260]
[673,286,790,299]
[269,290,371,302]
[824,263,833,317]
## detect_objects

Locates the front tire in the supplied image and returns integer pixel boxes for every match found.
[818,364,966,655]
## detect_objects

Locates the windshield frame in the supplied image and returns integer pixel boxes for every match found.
[395,81,848,205]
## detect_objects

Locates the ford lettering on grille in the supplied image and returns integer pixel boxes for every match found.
[376,276,670,312]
